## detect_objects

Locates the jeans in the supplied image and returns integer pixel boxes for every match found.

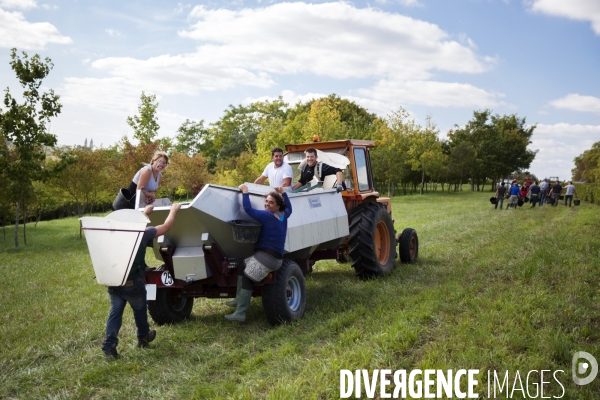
[495,197,504,209]
[102,278,149,352]
[530,195,539,208]
[565,195,573,207]
[539,191,546,206]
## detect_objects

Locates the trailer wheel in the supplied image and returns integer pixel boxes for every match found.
[348,202,397,279]
[147,289,193,325]
[262,260,306,325]
[399,228,418,264]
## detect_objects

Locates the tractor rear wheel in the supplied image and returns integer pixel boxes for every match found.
[399,228,418,264]
[348,202,397,279]
[262,260,306,325]
[148,289,194,325]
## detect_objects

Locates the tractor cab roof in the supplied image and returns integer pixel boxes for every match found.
[285,139,375,153]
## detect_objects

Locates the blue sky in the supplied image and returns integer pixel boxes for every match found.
[1,0,599,181]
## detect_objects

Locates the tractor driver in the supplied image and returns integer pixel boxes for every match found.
[291,147,344,192]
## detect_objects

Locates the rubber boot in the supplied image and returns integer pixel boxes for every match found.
[225,276,243,307]
[224,289,252,322]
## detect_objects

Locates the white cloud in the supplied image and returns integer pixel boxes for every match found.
[397,0,423,6]
[41,4,58,10]
[0,0,36,9]
[375,0,423,6]
[105,29,121,36]
[59,2,497,132]
[0,8,71,49]
[59,77,143,115]
[357,79,505,108]
[529,123,600,179]
[90,54,275,94]
[458,33,477,49]
[548,94,600,115]
[178,3,489,80]
[533,123,600,140]
[174,3,190,14]
[529,0,600,35]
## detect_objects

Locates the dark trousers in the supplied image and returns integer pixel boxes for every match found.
[551,193,560,207]
[102,278,149,352]
[565,195,573,207]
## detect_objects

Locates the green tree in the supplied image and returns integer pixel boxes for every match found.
[174,119,210,157]
[127,92,160,144]
[302,98,346,141]
[406,118,443,195]
[208,97,288,167]
[370,108,413,195]
[289,94,377,141]
[165,150,212,200]
[572,141,600,183]
[49,147,112,218]
[448,110,536,191]
[0,49,69,247]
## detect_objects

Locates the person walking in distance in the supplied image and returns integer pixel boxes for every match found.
[539,179,549,206]
[507,182,521,209]
[564,181,577,207]
[550,180,562,207]
[528,181,541,208]
[495,183,507,209]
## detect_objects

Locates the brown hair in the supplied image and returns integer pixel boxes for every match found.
[267,191,286,211]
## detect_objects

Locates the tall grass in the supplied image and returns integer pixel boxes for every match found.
[1,191,599,399]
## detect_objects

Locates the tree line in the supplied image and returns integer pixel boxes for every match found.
[572,141,600,183]
[0,49,537,247]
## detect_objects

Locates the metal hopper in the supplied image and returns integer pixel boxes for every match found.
[144,183,349,282]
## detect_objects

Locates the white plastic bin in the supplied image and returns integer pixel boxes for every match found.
[80,209,149,286]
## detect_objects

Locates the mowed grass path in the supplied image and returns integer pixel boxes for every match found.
[1,191,599,399]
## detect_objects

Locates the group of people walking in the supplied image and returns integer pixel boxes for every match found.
[494,178,577,210]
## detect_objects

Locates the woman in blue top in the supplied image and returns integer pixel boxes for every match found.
[225,184,292,322]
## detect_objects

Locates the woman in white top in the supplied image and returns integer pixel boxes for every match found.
[126,151,169,206]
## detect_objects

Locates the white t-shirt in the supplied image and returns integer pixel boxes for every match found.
[565,184,575,195]
[261,162,293,187]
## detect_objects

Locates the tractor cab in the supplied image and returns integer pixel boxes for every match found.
[284,139,391,216]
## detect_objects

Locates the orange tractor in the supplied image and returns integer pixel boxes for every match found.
[284,139,418,279]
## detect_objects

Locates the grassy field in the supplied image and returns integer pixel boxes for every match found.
[1,191,599,399]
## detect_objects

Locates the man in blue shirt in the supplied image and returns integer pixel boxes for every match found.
[507,182,521,209]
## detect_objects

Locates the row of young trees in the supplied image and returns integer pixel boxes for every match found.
[572,141,600,183]
[0,49,538,247]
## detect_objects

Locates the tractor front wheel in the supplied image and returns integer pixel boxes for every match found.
[399,228,418,264]
[348,202,397,279]
[147,289,194,325]
[262,260,306,325]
